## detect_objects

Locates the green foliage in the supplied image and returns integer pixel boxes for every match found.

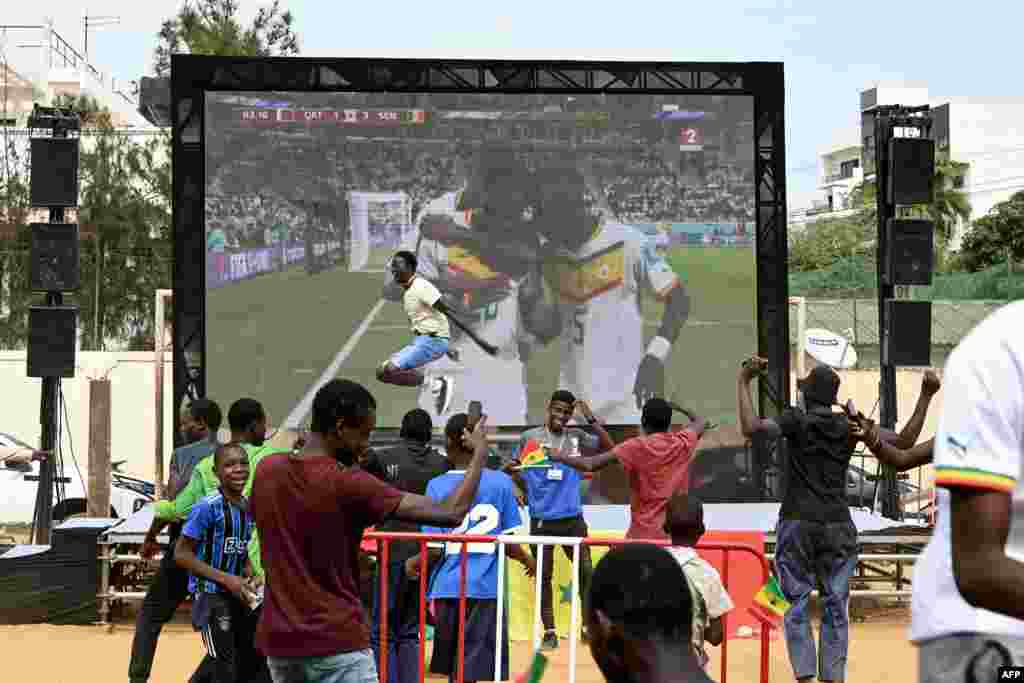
[788,256,877,298]
[788,212,876,272]
[154,0,299,77]
[959,190,1024,272]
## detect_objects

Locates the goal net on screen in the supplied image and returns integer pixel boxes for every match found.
[347,191,415,271]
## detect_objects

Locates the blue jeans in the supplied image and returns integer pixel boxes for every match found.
[267,649,377,683]
[775,519,858,682]
[370,560,422,683]
[391,335,449,371]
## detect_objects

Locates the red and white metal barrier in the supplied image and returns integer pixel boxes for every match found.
[364,531,773,683]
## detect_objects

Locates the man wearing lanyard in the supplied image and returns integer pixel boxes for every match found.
[508,390,615,650]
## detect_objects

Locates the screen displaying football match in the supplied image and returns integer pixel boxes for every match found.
[204,92,756,430]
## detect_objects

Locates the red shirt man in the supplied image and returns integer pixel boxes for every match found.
[549,398,707,540]
[250,379,492,680]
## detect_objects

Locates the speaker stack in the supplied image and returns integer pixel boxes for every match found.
[868,103,937,520]
[26,104,81,544]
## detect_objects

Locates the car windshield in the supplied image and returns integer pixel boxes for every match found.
[0,432,32,449]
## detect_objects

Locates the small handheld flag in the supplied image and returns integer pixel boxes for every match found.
[514,651,549,683]
[518,439,552,469]
[748,575,791,628]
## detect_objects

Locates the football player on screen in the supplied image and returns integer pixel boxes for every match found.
[381,147,561,424]
[535,162,692,424]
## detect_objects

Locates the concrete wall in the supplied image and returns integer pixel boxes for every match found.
[0,350,945,489]
[0,351,174,484]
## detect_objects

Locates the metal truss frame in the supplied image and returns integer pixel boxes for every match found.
[171,57,789,477]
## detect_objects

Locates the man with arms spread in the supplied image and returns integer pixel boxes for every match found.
[737,357,938,683]
[902,302,1024,682]
[550,397,707,540]
[535,164,691,423]
[586,543,715,683]
[508,390,614,649]
[129,398,222,683]
[250,379,491,683]
[406,413,536,683]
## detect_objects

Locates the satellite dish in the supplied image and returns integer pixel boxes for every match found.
[804,328,858,369]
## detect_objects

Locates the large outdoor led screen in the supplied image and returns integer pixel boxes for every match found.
[204,92,756,429]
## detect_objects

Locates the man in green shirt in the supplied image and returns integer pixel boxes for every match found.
[143,398,291,578]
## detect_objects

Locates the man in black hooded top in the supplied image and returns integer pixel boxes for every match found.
[361,408,451,683]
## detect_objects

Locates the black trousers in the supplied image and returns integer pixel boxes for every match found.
[529,515,593,633]
[194,593,271,683]
[128,553,216,683]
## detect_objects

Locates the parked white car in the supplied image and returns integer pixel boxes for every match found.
[0,432,154,525]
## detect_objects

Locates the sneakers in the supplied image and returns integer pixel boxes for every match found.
[431,376,455,415]
[541,631,559,650]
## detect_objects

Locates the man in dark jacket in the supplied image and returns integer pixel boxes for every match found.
[362,408,452,683]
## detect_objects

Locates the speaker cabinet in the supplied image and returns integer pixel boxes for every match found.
[27,306,78,378]
[885,300,931,367]
[888,137,934,205]
[885,219,934,286]
[30,138,80,207]
[30,223,80,292]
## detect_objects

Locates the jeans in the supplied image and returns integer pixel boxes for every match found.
[128,551,216,683]
[775,519,858,682]
[391,335,449,371]
[267,649,378,683]
[370,560,422,683]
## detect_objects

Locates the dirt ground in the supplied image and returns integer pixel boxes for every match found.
[2,604,917,683]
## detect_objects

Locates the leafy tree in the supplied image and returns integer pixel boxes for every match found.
[789,212,876,272]
[929,158,972,249]
[959,190,1024,272]
[154,0,299,77]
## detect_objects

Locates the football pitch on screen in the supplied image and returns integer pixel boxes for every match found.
[206,245,756,429]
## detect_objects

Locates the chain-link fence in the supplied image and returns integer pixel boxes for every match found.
[788,259,1023,368]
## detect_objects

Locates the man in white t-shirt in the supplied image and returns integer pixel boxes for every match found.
[911,301,1024,683]
[376,250,457,399]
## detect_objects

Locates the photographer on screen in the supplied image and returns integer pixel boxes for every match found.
[737,355,938,683]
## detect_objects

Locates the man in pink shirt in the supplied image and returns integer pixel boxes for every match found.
[548,398,707,540]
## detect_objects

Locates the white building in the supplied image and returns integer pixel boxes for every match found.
[0,23,150,129]
[790,84,1024,249]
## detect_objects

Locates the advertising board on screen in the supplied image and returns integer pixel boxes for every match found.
[204,92,756,430]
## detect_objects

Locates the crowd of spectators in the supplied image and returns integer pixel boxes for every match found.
[205,137,755,254]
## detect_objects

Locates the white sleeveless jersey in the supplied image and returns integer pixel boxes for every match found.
[410,192,528,424]
[544,222,679,421]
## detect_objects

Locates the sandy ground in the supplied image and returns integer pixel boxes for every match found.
[2,606,917,683]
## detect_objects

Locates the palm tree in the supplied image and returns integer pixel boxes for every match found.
[928,158,971,248]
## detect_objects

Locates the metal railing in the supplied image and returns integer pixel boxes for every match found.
[364,530,774,683]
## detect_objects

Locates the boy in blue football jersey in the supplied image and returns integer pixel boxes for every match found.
[407,413,536,683]
[175,442,266,683]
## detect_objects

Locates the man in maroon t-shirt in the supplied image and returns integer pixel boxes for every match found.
[549,398,707,540]
[250,379,491,683]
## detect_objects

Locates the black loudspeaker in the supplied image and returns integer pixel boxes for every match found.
[30,223,80,292]
[885,300,931,367]
[27,306,78,378]
[888,137,934,205]
[30,138,80,207]
[885,219,934,285]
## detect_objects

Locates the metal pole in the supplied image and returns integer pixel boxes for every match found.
[154,290,169,498]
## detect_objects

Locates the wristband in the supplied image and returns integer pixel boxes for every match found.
[646,335,671,362]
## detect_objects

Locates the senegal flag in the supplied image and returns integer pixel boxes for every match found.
[748,575,791,628]
[519,439,552,469]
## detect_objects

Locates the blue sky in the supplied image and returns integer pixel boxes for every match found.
[6,1,1023,207]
